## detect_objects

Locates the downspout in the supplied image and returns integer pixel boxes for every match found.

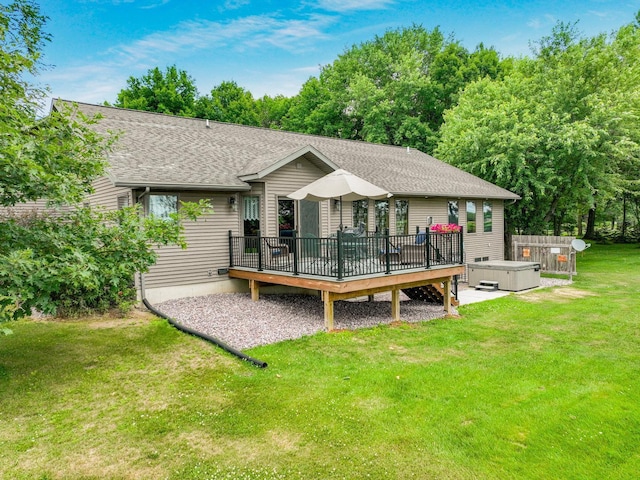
[138,274,268,368]
[136,186,151,203]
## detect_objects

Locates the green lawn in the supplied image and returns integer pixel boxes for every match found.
[1,244,639,479]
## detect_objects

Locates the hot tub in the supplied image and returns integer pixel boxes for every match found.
[468,261,541,291]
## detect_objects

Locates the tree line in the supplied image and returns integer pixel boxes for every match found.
[111,17,640,242]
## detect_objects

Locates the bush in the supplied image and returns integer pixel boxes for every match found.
[0,201,211,320]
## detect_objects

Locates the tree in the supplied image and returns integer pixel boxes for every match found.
[0,2,210,322]
[195,80,259,126]
[114,65,198,116]
[436,18,640,239]
[282,26,506,152]
[255,94,292,129]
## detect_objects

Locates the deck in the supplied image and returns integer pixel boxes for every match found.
[228,230,465,329]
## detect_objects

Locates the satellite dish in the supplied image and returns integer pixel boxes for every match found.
[571,239,590,252]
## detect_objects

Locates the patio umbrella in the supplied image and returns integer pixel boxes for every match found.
[287,169,392,229]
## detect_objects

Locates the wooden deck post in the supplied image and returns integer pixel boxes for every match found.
[443,278,451,315]
[323,291,334,331]
[249,279,260,301]
[391,288,400,321]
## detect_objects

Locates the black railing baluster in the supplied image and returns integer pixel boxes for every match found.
[384,228,391,274]
[292,230,299,275]
[257,230,263,272]
[336,230,344,280]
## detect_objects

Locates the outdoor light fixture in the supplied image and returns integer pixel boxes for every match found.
[229,196,237,212]
[333,199,341,211]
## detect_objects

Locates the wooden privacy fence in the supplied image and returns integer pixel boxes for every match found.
[512,235,576,275]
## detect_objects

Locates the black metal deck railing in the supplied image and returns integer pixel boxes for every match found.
[229,228,463,280]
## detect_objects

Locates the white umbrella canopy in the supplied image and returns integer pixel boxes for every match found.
[287,169,392,229]
[287,169,391,202]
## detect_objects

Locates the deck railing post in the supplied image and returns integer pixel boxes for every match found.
[228,230,234,267]
[459,226,464,264]
[426,228,431,269]
[257,230,263,272]
[292,230,299,275]
[385,228,391,274]
[336,230,344,280]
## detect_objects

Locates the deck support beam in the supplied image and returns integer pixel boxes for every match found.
[443,279,451,315]
[249,279,260,301]
[230,265,465,331]
[391,288,400,321]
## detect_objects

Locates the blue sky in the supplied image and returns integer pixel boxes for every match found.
[35,0,639,105]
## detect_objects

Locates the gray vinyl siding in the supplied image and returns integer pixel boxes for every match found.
[462,200,504,263]
[144,191,239,289]
[261,159,331,237]
[406,197,504,264]
[87,176,132,210]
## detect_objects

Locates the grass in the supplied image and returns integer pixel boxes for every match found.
[1,243,639,479]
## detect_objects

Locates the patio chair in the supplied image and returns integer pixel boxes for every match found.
[400,231,427,265]
[265,239,291,268]
[378,237,402,265]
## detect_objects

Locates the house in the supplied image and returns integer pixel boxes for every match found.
[57,100,520,310]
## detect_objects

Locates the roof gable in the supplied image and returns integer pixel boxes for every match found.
[238,145,338,181]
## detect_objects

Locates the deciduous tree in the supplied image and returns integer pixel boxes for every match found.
[114,65,198,116]
[0,2,210,322]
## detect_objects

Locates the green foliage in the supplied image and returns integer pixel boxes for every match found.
[113,65,198,116]
[283,26,507,151]
[255,94,292,129]
[0,3,213,321]
[437,18,640,235]
[194,80,259,125]
[0,201,212,320]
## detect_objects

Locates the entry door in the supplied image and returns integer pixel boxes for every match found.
[299,199,319,238]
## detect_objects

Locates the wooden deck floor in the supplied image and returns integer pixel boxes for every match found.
[229,264,465,330]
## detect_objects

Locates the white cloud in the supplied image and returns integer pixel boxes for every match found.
[42,13,335,103]
[222,0,251,10]
[109,13,333,65]
[526,14,556,29]
[314,0,395,12]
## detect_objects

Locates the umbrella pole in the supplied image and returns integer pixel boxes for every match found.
[339,196,343,231]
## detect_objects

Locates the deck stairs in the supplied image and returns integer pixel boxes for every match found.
[475,280,499,291]
[402,283,460,306]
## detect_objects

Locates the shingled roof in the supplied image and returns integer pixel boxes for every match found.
[58,100,519,200]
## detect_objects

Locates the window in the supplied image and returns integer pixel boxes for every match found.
[375,199,389,233]
[395,199,409,235]
[278,198,295,233]
[483,201,493,232]
[448,200,459,225]
[352,200,368,231]
[243,196,260,237]
[148,194,178,219]
[466,201,476,233]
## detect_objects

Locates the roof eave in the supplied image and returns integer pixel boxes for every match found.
[113,181,251,192]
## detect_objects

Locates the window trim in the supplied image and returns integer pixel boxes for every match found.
[483,201,493,233]
[466,200,476,234]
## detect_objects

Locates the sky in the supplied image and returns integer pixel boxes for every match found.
[32,0,640,106]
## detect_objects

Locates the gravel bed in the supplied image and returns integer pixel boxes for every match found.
[156,291,450,350]
[155,277,572,350]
